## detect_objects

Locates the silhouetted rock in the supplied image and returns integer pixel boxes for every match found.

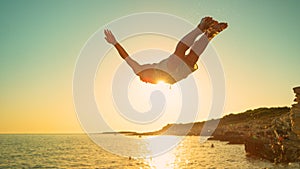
[245,137,275,161]
[292,104,300,109]
[245,86,300,163]
[134,87,300,163]
[245,111,300,163]
[290,86,300,137]
[294,87,300,94]
[141,107,290,145]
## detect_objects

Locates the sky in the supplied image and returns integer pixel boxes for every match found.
[1,0,300,133]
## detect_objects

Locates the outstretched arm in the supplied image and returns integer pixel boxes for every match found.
[104,29,129,59]
[104,29,142,74]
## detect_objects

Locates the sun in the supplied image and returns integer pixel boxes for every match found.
[157,80,166,84]
[155,80,173,90]
[127,76,182,114]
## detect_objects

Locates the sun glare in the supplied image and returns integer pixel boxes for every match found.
[157,80,166,84]
[126,77,182,120]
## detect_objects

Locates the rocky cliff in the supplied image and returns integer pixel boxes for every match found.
[244,87,300,163]
[135,87,300,163]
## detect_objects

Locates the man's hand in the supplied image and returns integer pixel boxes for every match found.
[104,29,117,45]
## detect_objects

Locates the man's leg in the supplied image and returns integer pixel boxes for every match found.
[185,35,210,66]
[173,17,216,58]
[185,22,228,66]
[168,17,216,71]
[173,28,203,59]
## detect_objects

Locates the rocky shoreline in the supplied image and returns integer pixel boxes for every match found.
[125,87,300,163]
[131,107,297,160]
[243,87,300,163]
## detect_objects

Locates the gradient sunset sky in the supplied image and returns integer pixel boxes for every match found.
[1,0,300,133]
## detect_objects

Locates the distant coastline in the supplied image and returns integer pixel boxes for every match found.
[107,106,300,163]
[111,107,290,140]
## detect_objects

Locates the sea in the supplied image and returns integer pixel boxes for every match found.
[0,134,299,169]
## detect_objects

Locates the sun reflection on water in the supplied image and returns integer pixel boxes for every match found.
[146,152,176,169]
[142,136,183,169]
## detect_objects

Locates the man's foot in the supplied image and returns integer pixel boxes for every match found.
[205,22,228,40]
[198,17,218,32]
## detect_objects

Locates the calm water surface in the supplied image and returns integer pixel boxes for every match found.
[0,134,299,169]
